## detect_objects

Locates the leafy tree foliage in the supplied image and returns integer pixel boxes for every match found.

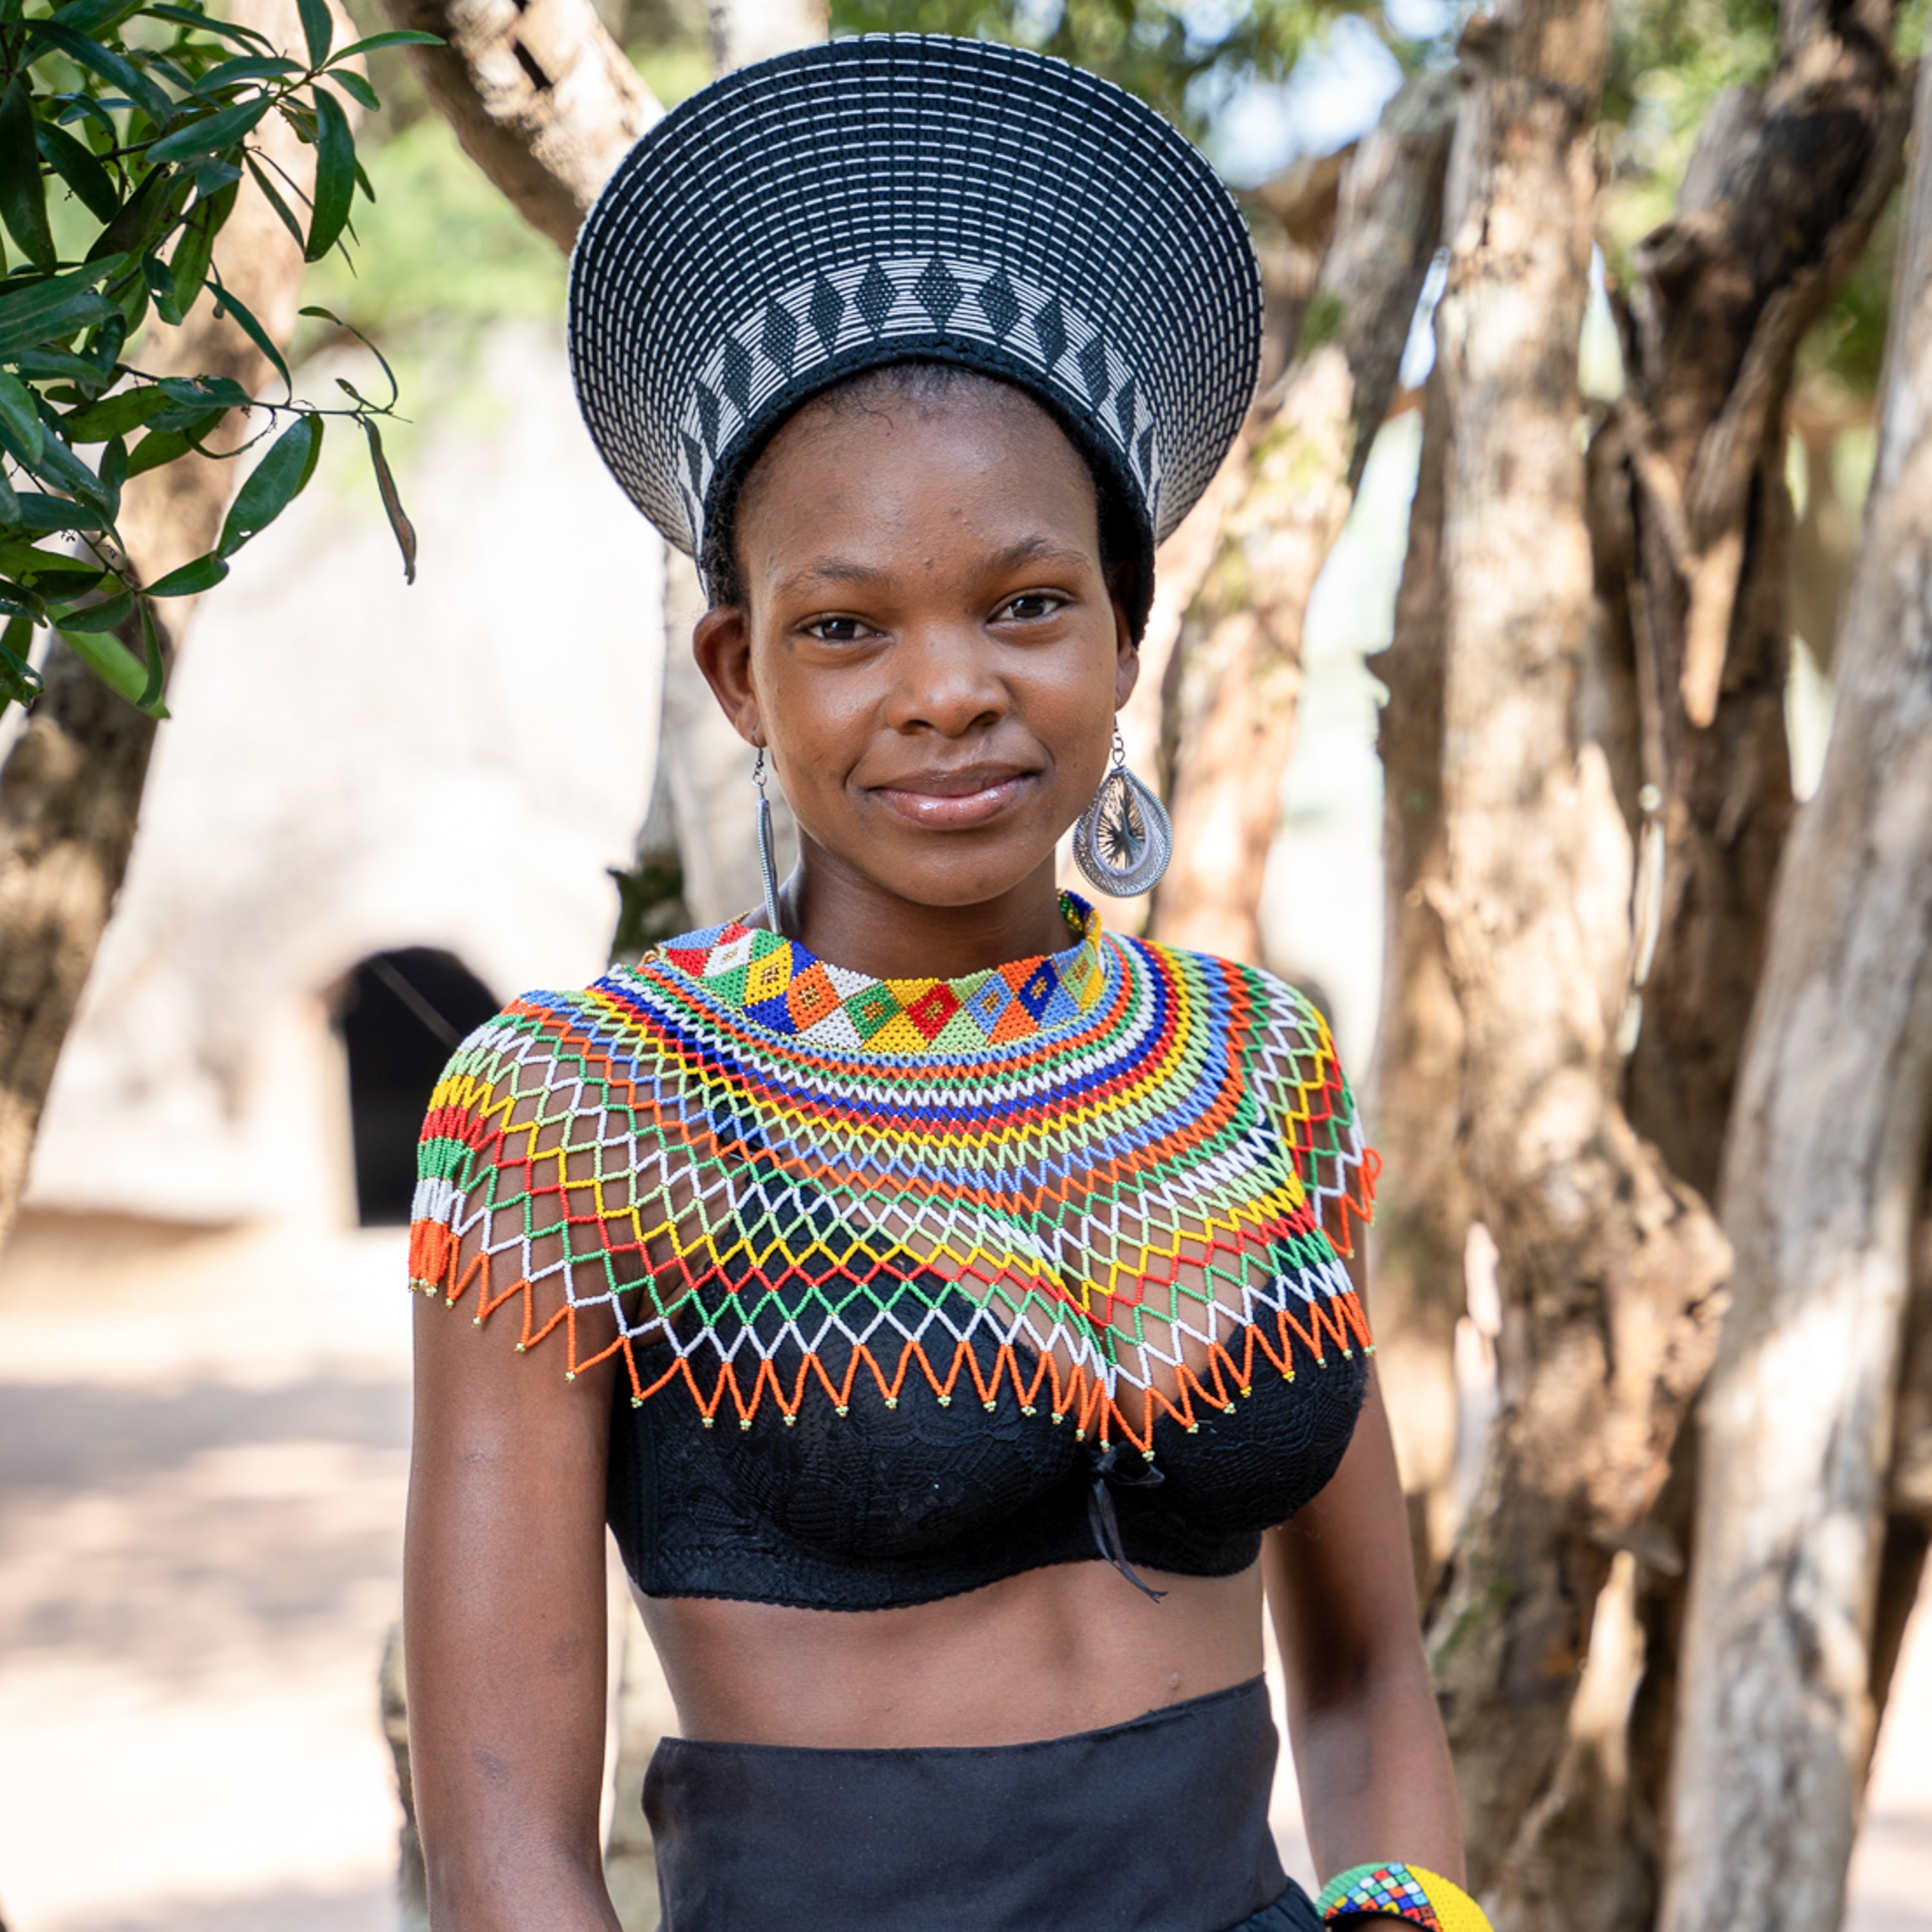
[0,0,434,721]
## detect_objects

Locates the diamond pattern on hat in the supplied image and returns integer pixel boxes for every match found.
[978,270,1020,338]
[914,256,963,328]
[810,274,845,350]
[1079,336,1112,406]
[761,300,799,372]
[856,262,897,334]
[1032,297,1066,370]
[721,337,754,410]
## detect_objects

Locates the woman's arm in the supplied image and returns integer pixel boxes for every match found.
[1264,1359,1465,1888]
[404,1286,622,1931]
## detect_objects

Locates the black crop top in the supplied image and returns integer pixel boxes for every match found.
[411,897,1379,1610]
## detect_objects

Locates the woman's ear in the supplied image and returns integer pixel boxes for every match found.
[1107,565,1140,710]
[1113,624,1141,712]
[692,603,764,746]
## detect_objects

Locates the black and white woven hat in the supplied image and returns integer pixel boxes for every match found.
[567,33,1261,597]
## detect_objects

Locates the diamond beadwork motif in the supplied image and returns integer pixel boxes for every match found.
[410,895,1377,1452]
[670,255,1162,560]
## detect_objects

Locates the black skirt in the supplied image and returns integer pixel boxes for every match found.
[642,1674,1323,1932]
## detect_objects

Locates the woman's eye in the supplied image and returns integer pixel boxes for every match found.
[996,592,1063,623]
[804,615,873,642]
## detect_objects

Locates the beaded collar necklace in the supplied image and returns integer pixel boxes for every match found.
[648,891,1106,1058]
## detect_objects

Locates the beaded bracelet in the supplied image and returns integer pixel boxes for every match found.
[1315,1862,1492,1931]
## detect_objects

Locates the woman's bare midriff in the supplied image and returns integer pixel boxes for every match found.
[637,1559,1267,1749]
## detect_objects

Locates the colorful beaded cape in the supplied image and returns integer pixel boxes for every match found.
[409,896,1378,1455]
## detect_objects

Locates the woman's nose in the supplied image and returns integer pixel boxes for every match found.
[884,623,1009,737]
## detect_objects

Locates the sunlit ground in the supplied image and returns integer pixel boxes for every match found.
[0,1206,1925,1931]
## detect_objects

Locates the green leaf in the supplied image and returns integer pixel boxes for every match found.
[86,309,125,376]
[133,595,165,712]
[298,0,334,68]
[88,167,173,263]
[25,23,174,126]
[363,417,417,583]
[218,412,316,554]
[12,489,104,533]
[0,82,56,273]
[0,367,43,462]
[35,118,119,223]
[207,269,290,393]
[330,28,442,56]
[55,585,133,632]
[59,385,167,442]
[242,155,305,252]
[158,179,235,321]
[305,88,353,261]
[14,410,107,501]
[59,619,146,703]
[0,257,126,359]
[147,92,271,164]
[0,462,19,519]
[194,54,300,93]
[17,346,111,388]
[191,156,241,195]
[144,550,228,596]
[158,373,251,410]
[326,68,379,113]
[147,5,274,48]
[52,0,146,37]
[0,578,46,622]
[0,614,42,709]
[23,566,104,600]
[99,431,126,498]
[126,425,188,476]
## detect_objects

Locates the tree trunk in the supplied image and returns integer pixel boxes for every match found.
[1611,0,1910,1198]
[1148,74,1454,963]
[1662,61,1932,1912]
[1422,1,1736,1911]
[1365,370,1472,1595]
[379,0,660,251]
[0,0,355,1251]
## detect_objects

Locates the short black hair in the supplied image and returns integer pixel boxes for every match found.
[699,359,1150,641]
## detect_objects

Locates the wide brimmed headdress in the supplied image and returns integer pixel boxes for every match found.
[567,34,1261,601]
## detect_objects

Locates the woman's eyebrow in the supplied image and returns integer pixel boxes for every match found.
[772,557,896,598]
[983,538,1091,575]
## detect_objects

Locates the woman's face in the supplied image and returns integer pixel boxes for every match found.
[692,377,1137,913]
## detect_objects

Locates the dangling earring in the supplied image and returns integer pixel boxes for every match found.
[1073,731,1172,897]
[753,745,783,933]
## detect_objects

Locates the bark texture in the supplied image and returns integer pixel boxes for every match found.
[1662,57,1932,1920]
[0,0,352,1249]
[1149,74,1454,962]
[1423,1,1734,1909]
[1365,371,1472,1591]
[379,0,660,251]
[1609,0,1910,1197]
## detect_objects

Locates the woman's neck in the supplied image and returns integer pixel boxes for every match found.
[777,844,1075,982]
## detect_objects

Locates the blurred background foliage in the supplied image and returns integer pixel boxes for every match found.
[308,0,1922,478]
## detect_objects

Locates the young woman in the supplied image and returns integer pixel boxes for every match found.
[404,35,1486,1932]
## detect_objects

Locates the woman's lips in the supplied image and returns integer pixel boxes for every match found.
[869,766,1037,830]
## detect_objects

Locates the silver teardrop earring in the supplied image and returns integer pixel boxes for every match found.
[1074,731,1172,898]
[753,745,782,933]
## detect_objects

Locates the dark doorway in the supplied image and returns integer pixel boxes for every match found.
[336,949,499,1226]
